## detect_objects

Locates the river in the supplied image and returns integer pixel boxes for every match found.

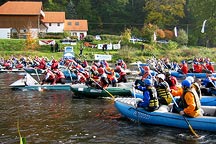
[0,73,215,144]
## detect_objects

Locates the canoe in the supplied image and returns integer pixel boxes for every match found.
[132,92,216,106]
[170,71,216,78]
[9,73,72,91]
[0,68,25,73]
[71,84,132,98]
[115,97,216,132]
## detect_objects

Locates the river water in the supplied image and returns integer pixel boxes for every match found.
[0,73,215,144]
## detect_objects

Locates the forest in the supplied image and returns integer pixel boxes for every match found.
[0,0,216,47]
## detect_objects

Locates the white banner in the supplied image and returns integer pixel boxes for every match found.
[39,40,55,45]
[94,54,112,61]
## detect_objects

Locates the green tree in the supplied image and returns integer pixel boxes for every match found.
[66,0,77,19]
[176,29,188,45]
[188,0,216,47]
[144,0,186,28]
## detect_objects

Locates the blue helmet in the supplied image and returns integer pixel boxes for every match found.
[181,80,191,88]
[144,79,152,86]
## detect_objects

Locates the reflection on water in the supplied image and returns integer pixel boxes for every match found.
[0,73,215,144]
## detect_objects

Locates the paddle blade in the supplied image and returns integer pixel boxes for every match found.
[188,125,200,138]
[20,137,26,144]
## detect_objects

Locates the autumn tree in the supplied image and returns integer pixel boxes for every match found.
[144,0,186,28]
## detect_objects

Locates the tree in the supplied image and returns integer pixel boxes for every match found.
[66,0,77,19]
[144,0,186,28]
[176,29,188,46]
[188,0,216,47]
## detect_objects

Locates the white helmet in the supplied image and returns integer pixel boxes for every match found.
[186,76,194,83]
[157,74,165,80]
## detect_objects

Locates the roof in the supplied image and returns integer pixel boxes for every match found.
[42,12,65,23]
[64,20,88,31]
[0,1,42,15]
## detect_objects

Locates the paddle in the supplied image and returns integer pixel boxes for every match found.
[170,95,200,138]
[90,77,115,100]
[17,120,26,144]
[34,68,40,81]
[133,86,139,123]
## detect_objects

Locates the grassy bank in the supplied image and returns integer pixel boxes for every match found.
[0,39,215,63]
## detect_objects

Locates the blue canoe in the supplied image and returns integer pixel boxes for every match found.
[132,92,216,106]
[170,71,216,78]
[115,97,216,132]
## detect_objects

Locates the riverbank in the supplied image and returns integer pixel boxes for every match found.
[0,39,215,63]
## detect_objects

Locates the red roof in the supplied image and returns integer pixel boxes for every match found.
[64,20,88,31]
[0,1,42,15]
[42,12,65,23]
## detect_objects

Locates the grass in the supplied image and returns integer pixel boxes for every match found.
[0,39,215,63]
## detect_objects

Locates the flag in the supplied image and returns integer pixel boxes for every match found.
[174,27,178,37]
[153,32,157,41]
[201,20,207,33]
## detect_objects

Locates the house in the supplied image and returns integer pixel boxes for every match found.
[41,12,65,33]
[0,1,46,38]
[0,1,88,39]
[64,20,88,40]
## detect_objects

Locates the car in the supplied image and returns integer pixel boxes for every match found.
[95,35,101,40]
[63,46,75,60]
[156,40,169,44]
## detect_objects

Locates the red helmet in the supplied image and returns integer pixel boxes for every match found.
[115,66,121,71]
[143,66,150,72]
[97,67,104,74]
[91,65,97,71]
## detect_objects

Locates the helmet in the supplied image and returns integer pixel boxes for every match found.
[157,74,165,80]
[181,80,191,88]
[182,60,186,64]
[91,65,97,71]
[106,67,112,71]
[97,67,104,74]
[115,66,121,71]
[143,66,150,72]
[165,70,171,76]
[144,79,152,86]
[186,76,194,83]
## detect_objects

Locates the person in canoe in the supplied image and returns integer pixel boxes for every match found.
[134,78,159,111]
[155,74,172,105]
[41,69,56,85]
[205,62,215,73]
[51,59,59,71]
[97,67,109,89]
[114,65,128,83]
[105,67,118,87]
[164,70,178,90]
[135,65,152,86]
[116,59,127,69]
[178,60,188,74]
[53,69,66,84]
[185,76,202,99]
[171,79,202,117]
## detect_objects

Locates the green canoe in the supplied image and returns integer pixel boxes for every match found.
[71,84,132,98]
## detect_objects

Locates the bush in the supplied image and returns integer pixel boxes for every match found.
[84,35,94,42]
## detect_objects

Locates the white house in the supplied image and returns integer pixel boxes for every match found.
[42,12,65,33]
[64,19,88,40]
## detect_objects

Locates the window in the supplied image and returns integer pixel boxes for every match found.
[68,22,72,25]
[75,22,79,26]
[57,23,60,26]
[49,23,51,26]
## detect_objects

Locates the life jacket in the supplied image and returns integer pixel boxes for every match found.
[45,70,55,80]
[156,82,172,105]
[191,82,202,99]
[107,69,115,81]
[181,63,188,74]
[51,62,59,70]
[166,76,177,90]
[77,72,86,83]
[147,87,159,111]
[193,64,202,73]
[180,88,201,111]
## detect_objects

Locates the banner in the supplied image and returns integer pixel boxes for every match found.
[39,40,55,45]
[94,54,112,61]
[201,20,207,33]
